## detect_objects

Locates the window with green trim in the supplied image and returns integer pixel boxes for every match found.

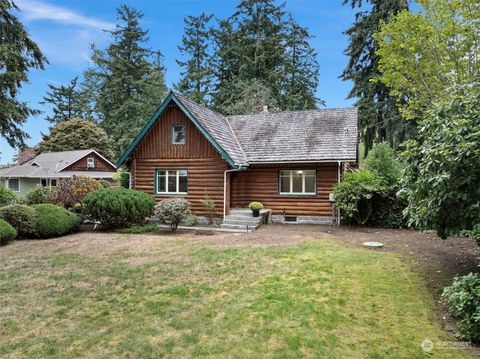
[156,169,188,194]
[172,125,186,144]
[279,170,316,195]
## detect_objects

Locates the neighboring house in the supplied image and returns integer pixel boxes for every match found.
[117,92,358,224]
[0,149,116,197]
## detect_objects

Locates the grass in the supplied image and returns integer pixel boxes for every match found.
[115,223,158,234]
[0,236,473,358]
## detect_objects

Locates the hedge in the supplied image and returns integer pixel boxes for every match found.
[31,204,81,239]
[0,218,17,245]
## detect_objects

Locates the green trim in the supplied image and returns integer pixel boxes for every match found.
[154,168,188,195]
[171,124,186,145]
[116,92,237,168]
[277,169,317,197]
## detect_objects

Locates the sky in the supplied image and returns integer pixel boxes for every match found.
[0,0,359,164]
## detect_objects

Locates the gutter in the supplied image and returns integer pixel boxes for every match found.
[223,164,248,219]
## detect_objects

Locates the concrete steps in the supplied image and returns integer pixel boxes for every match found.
[220,208,270,231]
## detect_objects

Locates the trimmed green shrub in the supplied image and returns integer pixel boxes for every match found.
[0,187,17,207]
[31,204,81,239]
[0,218,16,245]
[0,205,37,238]
[84,188,155,228]
[99,179,111,188]
[154,198,190,231]
[116,224,158,234]
[25,186,54,205]
[442,273,480,343]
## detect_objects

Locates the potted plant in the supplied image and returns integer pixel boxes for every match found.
[248,201,263,217]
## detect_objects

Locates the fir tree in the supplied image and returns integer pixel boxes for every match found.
[282,15,321,110]
[341,0,412,156]
[175,13,213,105]
[0,0,47,149]
[41,77,86,124]
[84,5,167,156]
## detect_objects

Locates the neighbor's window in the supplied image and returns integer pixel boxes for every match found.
[156,169,188,194]
[279,170,316,195]
[7,178,19,192]
[41,179,48,187]
[87,157,95,168]
[172,125,186,144]
[51,179,57,187]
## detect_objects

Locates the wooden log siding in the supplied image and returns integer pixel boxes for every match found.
[130,104,228,217]
[63,152,114,172]
[230,163,338,216]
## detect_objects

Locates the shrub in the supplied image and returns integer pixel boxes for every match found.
[0,218,16,245]
[51,176,102,207]
[202,195,216,224]
[362,142,403,187]
[31,204,81,239]
[25,186,54,205]
[0,205,37,238]
[84,188,155,228]
[0,187,17,207]
[154,198,190,231]
[99,179,111,188]
[116,223,158,234]
[442,273,480,343]
[113,169,130,189]
[184,213,197,226]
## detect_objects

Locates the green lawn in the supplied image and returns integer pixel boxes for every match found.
[0,234,473,358]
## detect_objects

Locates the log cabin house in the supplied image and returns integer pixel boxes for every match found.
[117,92,358,227]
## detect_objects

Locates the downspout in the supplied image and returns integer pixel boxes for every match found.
[337,161,341,225]
[223,165,247,219]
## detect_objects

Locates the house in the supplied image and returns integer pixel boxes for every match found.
[117,92,358,225]
[0,149,117,197]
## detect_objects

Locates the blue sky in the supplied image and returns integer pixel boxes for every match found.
[1,0,358,164]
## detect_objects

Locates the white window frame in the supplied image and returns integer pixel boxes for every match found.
[279,169,316,195]
[171,125,186,144]
[7,178,20,192]
[87,157,95,168]
[155,169,188,195]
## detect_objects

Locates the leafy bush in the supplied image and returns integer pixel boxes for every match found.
[248,202,264,211]
[154,198,190,231]
[31,204,81,239]
[84,188,155,228]
[442,273,480,343]
[0,187,17,207]
[99,179,111,188]
[116,223,158,234]
[0,205,37,238]
[362,142,403,187]
[202,195,216,224]
[51,176,102,207]
[0,218,16,245]
[25,186,54,205]
[113,169,130,189]
[184,213,197,226]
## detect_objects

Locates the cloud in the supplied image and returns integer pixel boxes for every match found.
[16,0,114,30]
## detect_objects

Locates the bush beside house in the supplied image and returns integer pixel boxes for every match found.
[0,205,37,238]
[84,188,155,228]
[0,188,17,207]
[31,204,81,239]
[0,218,16,245]
[154,198,190,231]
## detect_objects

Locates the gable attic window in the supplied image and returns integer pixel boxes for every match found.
[279,170,316,195]
[87,157,95,168]
[172,125,186,144]
[7,178,19,192]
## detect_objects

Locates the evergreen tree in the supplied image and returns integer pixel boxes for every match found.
[175,13,213,105]
[224,79,279,115]
[0,0,47,149]
[36,118,115,160]
[84,5,167,156]
[41,77,86,124]
[282,15,321,110]
[341,0,412,156]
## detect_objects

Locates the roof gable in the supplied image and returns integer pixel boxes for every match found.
[116,92,246,168]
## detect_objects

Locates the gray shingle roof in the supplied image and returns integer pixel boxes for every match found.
[174,93,248,165]
[0,149,116,178]
[227,108,358,163]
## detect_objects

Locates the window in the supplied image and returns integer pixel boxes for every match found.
[87,157,95,168]
[51,179,57,187]
[279,170,316,195]
[156,169,187,194]
[41,179,48,187]
[172,125,186,144]
[7,178,19,192]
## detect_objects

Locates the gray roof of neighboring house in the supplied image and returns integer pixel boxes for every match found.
[227,108,358,163]
[0,149,116,178]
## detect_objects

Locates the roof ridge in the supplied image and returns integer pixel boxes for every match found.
[227,106,358,119]
[225,116,248,164]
